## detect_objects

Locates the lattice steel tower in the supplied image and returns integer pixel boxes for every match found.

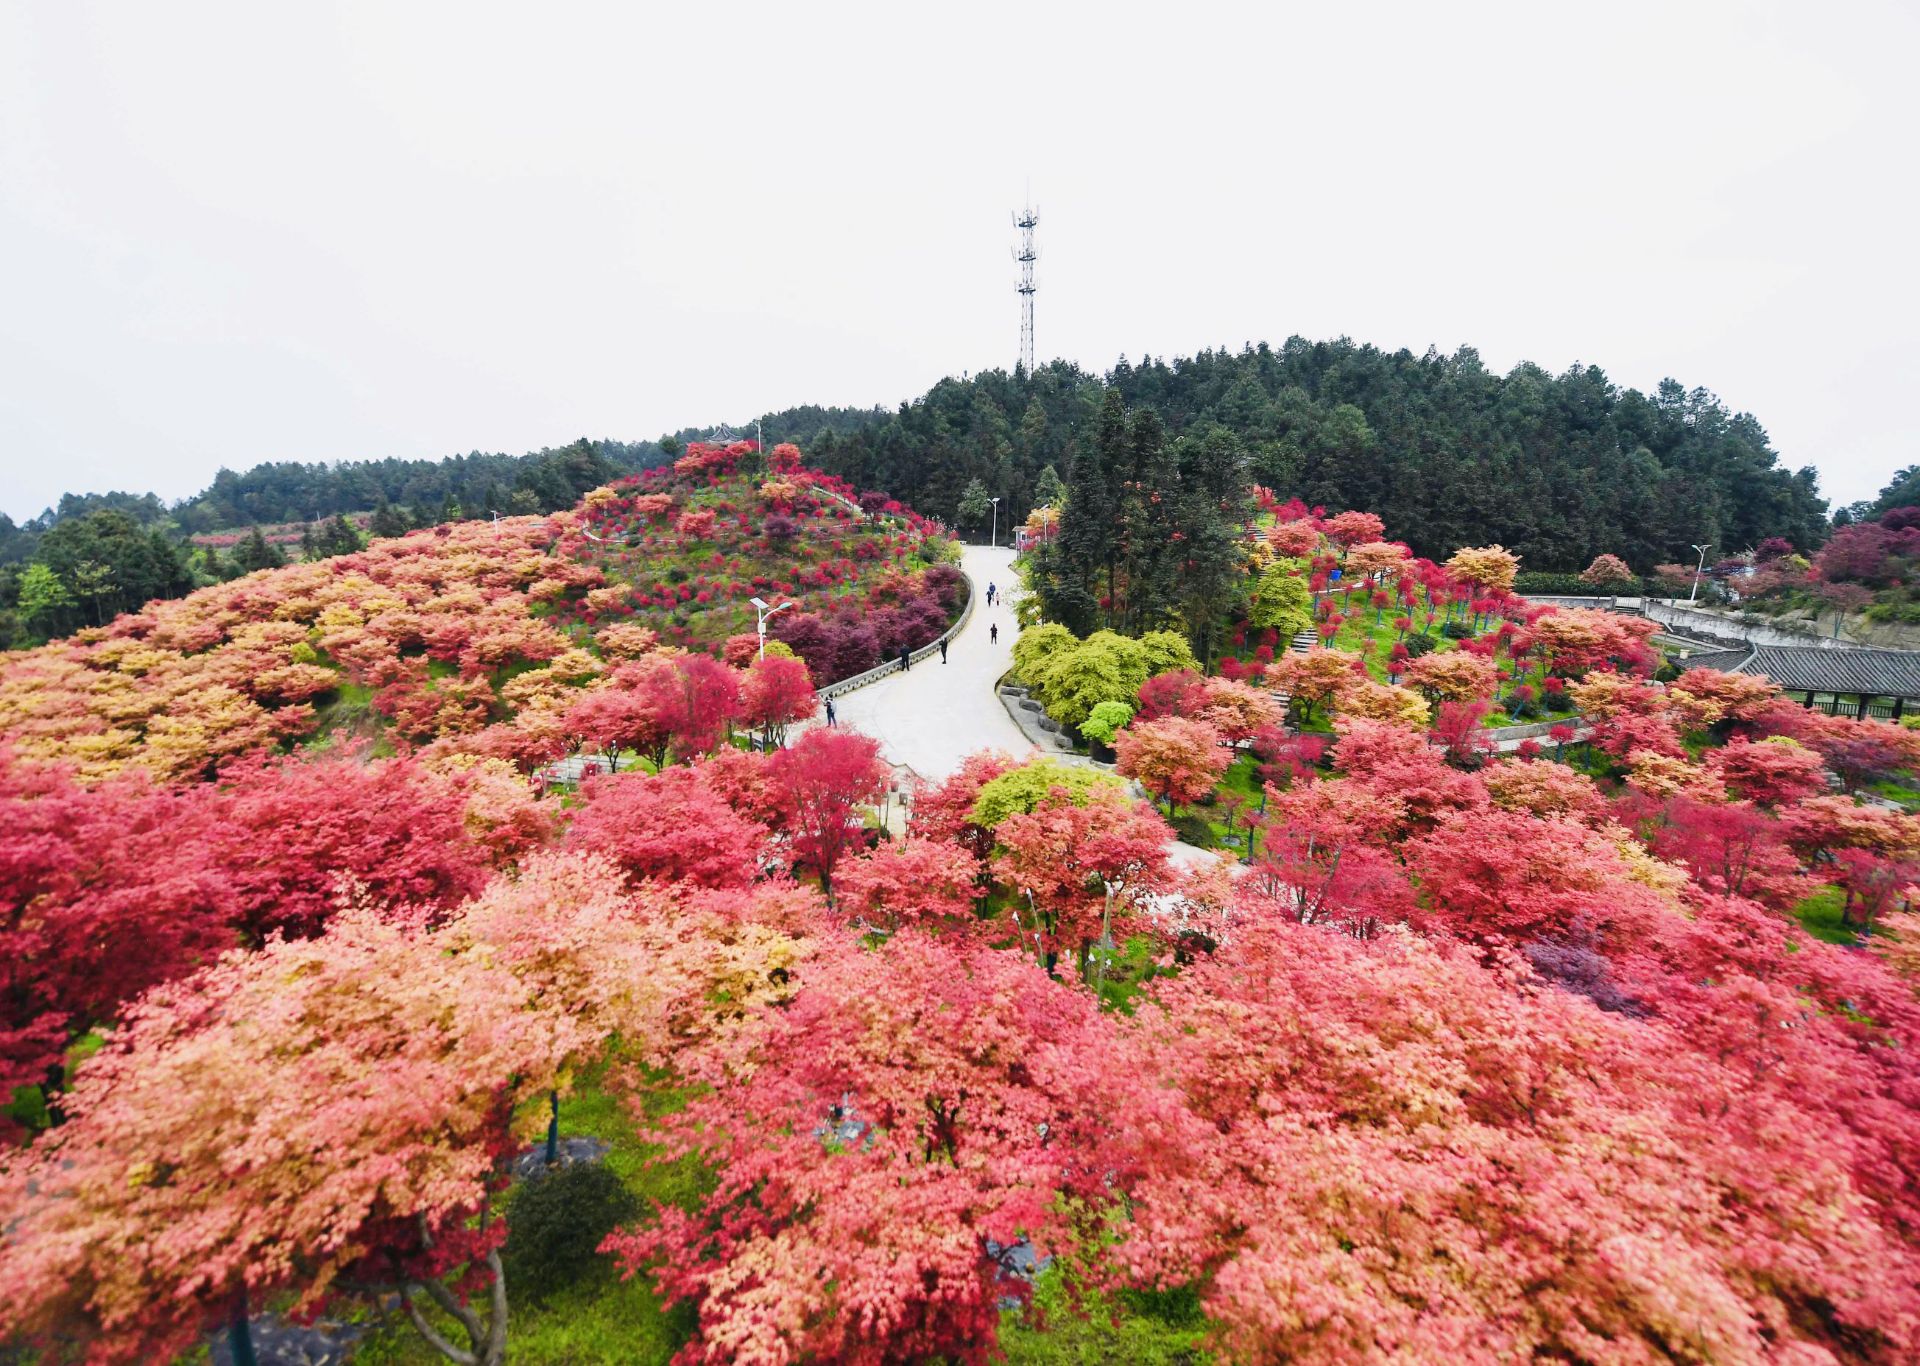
[1013,202,1038,373]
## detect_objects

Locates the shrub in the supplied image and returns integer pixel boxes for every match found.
[1579,554,1637,590]
[970,758,1123,830]
[922,562,967,614]
[1512,571,1654,597]
[1441,620,1474,640]
[1402,632,1438,658]
[1250,559,1315,636]
[1169,811,1217,848]
[1082,700,1134,746]
[1032,631,1153,729]
[502,1159,641,1305]
[1012,623,1077,686]
[917,537,964,566]
[1137,630,1199,677]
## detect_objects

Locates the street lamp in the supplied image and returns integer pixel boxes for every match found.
[1688,543,1712,605]
[989,496,1000,549]
[751,596,794,659]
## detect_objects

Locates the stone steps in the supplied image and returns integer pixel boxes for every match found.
[1261,632,1320,732]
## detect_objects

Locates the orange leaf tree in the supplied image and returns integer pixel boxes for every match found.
[1114,716,1231,814]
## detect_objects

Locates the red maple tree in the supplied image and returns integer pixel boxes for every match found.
[766,727,891,897]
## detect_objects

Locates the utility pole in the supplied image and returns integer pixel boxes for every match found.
[1688,543,1712,605]
[751,596,794,659]
[1013,200,1038,374]
[989,496,1000,549]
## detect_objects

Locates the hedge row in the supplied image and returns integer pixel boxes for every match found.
[1514,571,1650,597]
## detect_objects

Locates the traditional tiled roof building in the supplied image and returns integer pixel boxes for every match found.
[1681,645,1920,720]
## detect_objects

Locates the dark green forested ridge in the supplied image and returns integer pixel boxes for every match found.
[6,340,1831,576]
[2,437,655,555]
[0,336,1846,649]
[757,338,1831,572]
[0,438,646,646]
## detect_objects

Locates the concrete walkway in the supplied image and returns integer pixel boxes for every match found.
[817,548,1238,875]
[820,543,1036,781]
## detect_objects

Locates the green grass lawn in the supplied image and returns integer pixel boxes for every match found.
[1319,602,1581,729]
[1324,603,1421,682]
[350,1060,704,1366]
[1228,595,1559,729]
[1794,885,1867,946]
[564,478,955,651]
[300,679,396,757]
[999,1264,1211,1363]
[1869,777,1920,810]
[1189,754,1264,854]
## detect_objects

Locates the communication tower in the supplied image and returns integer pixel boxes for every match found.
[1013,202,1038,373]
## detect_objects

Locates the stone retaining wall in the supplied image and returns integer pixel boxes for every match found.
[996,680,1078,754]
[1643,600,1858,651]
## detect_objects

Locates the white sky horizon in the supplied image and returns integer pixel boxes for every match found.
[3,1,1916,525]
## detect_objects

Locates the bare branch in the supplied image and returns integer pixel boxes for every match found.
[419,1275,488,1355]
[399,1283,479,1366]
[483,1249,509,1365]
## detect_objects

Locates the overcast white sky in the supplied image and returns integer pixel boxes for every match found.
[2,1,1916,522]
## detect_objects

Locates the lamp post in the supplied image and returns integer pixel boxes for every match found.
[989,496,1000,549]
[751,596,794,660]
[1688,543,1712,605]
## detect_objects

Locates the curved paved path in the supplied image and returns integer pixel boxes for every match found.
[793,543,1232,873]
[823,543,1036,781]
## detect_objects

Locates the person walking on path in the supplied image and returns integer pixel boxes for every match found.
[990,622,999,645]
[825,695,837,727]
[987,582,997,606]
[939,638,948,664]
[899,644,911,672]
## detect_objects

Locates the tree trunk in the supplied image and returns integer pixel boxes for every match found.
[400,1249,509,1366]
[228,1290,258,1366]
[1091,888,1117,993]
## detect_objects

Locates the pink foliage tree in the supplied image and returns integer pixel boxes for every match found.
[602,933,1170,1365]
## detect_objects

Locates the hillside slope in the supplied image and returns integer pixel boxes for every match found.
[0,442,959,781]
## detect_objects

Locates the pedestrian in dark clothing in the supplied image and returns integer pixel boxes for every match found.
[899,645,910,672]
[939,638,948,663]
[990,622,998,644]
[825,695,836,727]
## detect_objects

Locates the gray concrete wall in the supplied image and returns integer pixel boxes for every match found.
[1519,594,1877,654]
[1643,600,1856,651]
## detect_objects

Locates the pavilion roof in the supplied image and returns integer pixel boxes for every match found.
[1683,644,1920,700]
